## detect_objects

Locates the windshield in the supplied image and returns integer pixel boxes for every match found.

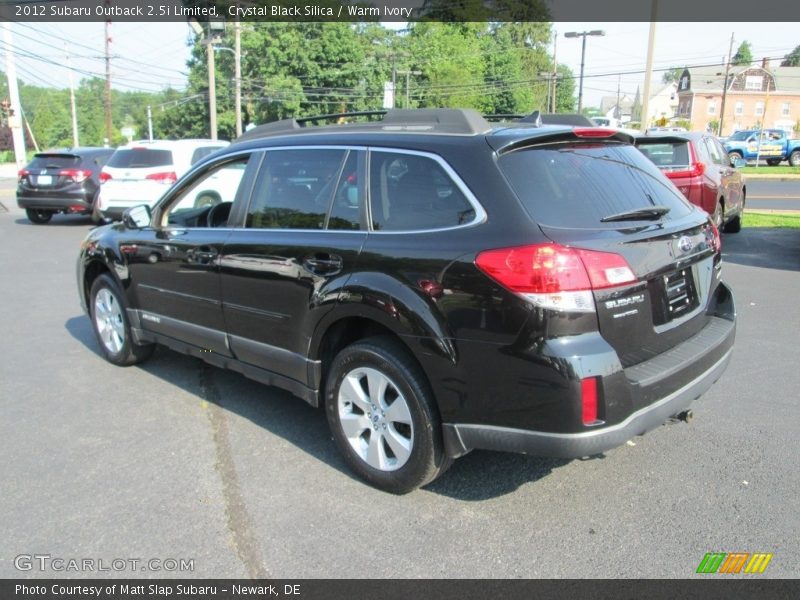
[107,148,173,169]
[498,142,693,229]
[727,131,752,141]
[28,154,80,169]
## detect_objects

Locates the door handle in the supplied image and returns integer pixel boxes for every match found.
[303,253,343,275]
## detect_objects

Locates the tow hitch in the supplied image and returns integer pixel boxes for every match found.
[669,409,693,424]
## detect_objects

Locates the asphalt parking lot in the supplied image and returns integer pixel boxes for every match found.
[0,190,798,579]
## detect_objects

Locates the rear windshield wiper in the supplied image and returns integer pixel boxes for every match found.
[600,206,671,223]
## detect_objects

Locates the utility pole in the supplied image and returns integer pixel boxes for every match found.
[718,33,735,136]
[207,39,217,140]
[65,44,79,147]
[234,20,242,137]
[564,30,605,114]
[2,22,26,169]
[615,75,621,120]
[551,30,557,113]
[639,0,658,133]
[104,18,113,145]
[147,105,153,141]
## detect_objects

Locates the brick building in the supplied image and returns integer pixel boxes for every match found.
[675,61,800,136]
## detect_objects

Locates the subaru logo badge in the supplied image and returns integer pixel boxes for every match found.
[678,236,693,253]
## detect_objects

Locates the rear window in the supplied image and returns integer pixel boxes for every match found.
[107,148,173,169]
[27,154,80,169]
[636,141,690,168]
[498,142,693,228]
[191,146,225,165]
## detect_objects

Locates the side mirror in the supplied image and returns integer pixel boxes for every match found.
[731,156,747,168]
[122,204,152,229]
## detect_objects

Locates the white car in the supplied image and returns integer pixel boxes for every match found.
[95,139,229,219]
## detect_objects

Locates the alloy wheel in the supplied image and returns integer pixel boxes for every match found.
[337,367,414,471]
[94,288,126,355]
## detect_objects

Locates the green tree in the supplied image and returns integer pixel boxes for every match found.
[781,45,800,67]
[732,41,753,66]
[661,67,684,84]
[554,64,576,112]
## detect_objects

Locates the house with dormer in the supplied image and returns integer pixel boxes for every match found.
[675,60,800,135]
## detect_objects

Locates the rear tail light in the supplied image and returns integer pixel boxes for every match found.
[706,217,721,254]
[18,168,29,181]
[146,171,178,185]
[58,168,92,183]
[581,377,600,425]
[474,243,637,312]
[99,171,112,183]
[663,162,706,179]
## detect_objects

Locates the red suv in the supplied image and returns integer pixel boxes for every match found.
[635,132,745,233]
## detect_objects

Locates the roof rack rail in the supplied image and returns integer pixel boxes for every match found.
[233,108,492,143]
[296,110,388,125]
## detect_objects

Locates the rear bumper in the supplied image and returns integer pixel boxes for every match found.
[443,285,736,459]
[443,345,731,459]
[17,194,93,213]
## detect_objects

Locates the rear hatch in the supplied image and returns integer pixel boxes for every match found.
[19,153,88,193]
[100,147,177,205]
[495,134,720,367]
[634,136,703,207]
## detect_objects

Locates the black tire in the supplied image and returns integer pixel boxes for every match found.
[26,208,53,224]
[789,150,800,167]
[766,159,781,166]
[723,213,742,233]
[728,151,743,164]
[89,274,154,366]
[325,336,451,494]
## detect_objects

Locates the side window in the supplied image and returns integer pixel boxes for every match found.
[368,151,475,231]
[246,149,347,230]
[703,138,723,165]
[711,138,731,166]
[327,151,362,231]
[165,158,249,226]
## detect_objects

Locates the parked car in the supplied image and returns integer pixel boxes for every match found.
[77,109,736,493]
[723,128,800,166]
[95,139,229,220]
[17,147,114,224]
[635,132,746,233]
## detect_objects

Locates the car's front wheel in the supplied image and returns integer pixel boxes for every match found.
[89,274,153,366]
[325,336,450,494]
[26,208,53,224]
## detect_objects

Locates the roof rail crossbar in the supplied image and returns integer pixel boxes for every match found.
[296,110,388,124]
[381,108,491,134]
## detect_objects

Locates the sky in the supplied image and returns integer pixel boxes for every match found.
[3,21,799,110]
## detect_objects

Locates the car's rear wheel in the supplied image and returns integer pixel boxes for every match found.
[26,208,53,224]
[325,336,450,494]
[789,150,800,167]
[90,274,153,366]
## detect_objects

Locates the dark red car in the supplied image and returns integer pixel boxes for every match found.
[635,132,746,233]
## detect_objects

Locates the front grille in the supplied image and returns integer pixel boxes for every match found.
[650,267,699,325]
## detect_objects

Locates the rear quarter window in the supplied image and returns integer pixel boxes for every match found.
[106,148,173,169]
[498,142,693,229]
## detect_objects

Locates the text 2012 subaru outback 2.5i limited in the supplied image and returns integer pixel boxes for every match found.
[77,109,736,493]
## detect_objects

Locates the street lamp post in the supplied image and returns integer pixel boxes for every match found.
[564,30,605,113]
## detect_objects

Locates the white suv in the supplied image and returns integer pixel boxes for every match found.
[95,139,229,219]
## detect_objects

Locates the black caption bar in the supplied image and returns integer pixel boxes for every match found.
[0,0,799,22]
[1,580,799,600]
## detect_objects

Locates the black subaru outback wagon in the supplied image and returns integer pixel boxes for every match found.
[77,109,735,493]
